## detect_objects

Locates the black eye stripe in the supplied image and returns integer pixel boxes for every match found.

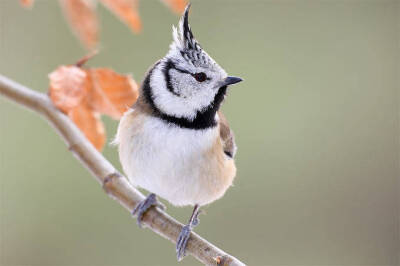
[165,60,209,83]
[172,66,192,75]
[166,61,192,75]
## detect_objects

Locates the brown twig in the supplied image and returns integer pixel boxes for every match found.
[0,74,245,266]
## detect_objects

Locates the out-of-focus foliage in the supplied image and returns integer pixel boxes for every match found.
[20,0,187,49]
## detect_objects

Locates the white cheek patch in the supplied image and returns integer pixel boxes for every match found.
[150,62,218,120]
[169,69,194,97]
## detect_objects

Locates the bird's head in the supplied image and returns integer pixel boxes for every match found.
[142,4,242,129]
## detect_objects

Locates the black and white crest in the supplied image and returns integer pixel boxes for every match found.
[180,5,202,51]
[170,4,214,68]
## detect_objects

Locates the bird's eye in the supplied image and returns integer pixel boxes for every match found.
[193,72,207,82]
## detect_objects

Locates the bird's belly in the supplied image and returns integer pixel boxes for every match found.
[117,112,236,206]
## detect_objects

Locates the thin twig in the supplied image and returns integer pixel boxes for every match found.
[0,74,245,266]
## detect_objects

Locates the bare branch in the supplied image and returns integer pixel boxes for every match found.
[0,74,245,266]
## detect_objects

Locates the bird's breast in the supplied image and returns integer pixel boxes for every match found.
[116,109,236,206]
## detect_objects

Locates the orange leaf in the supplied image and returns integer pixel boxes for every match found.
[59,0,98,50]
[160,0,187,14]
[87,68,139,119]
[20,0,34,8]
[68,101,105,151]
[49,65,88,113]
[99,0,141,33]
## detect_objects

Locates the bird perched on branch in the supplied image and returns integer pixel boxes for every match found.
[115,3,242,261]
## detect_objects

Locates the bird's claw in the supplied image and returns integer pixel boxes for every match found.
[132,193,165,228]
[176,205,201,261]
[176,224,192,261]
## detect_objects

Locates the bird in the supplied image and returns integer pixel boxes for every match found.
[114,3,242,261]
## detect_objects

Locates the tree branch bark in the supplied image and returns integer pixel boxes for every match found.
[0,74,245,266]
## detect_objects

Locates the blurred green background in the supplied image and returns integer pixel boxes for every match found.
[1,0,399,265]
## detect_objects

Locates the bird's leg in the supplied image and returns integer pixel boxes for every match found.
[176,204,201,261]
[132,193,165,228]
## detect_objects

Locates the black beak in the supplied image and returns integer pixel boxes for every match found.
[222,76,243,86]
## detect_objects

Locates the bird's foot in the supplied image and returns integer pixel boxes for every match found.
[176,205,201,261]
[132,193,164,228]
[176,224,192,261]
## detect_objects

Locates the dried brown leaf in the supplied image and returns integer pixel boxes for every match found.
[49,65,88,113]
[160,0,187,14]
[87,68,139,119]
[23,0,186,48]
[99,0,141,33]
[68,101,106,151]
[59,0,99,50]
[48,53,138,152]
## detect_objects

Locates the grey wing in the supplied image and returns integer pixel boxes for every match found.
[218,111,237,158]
